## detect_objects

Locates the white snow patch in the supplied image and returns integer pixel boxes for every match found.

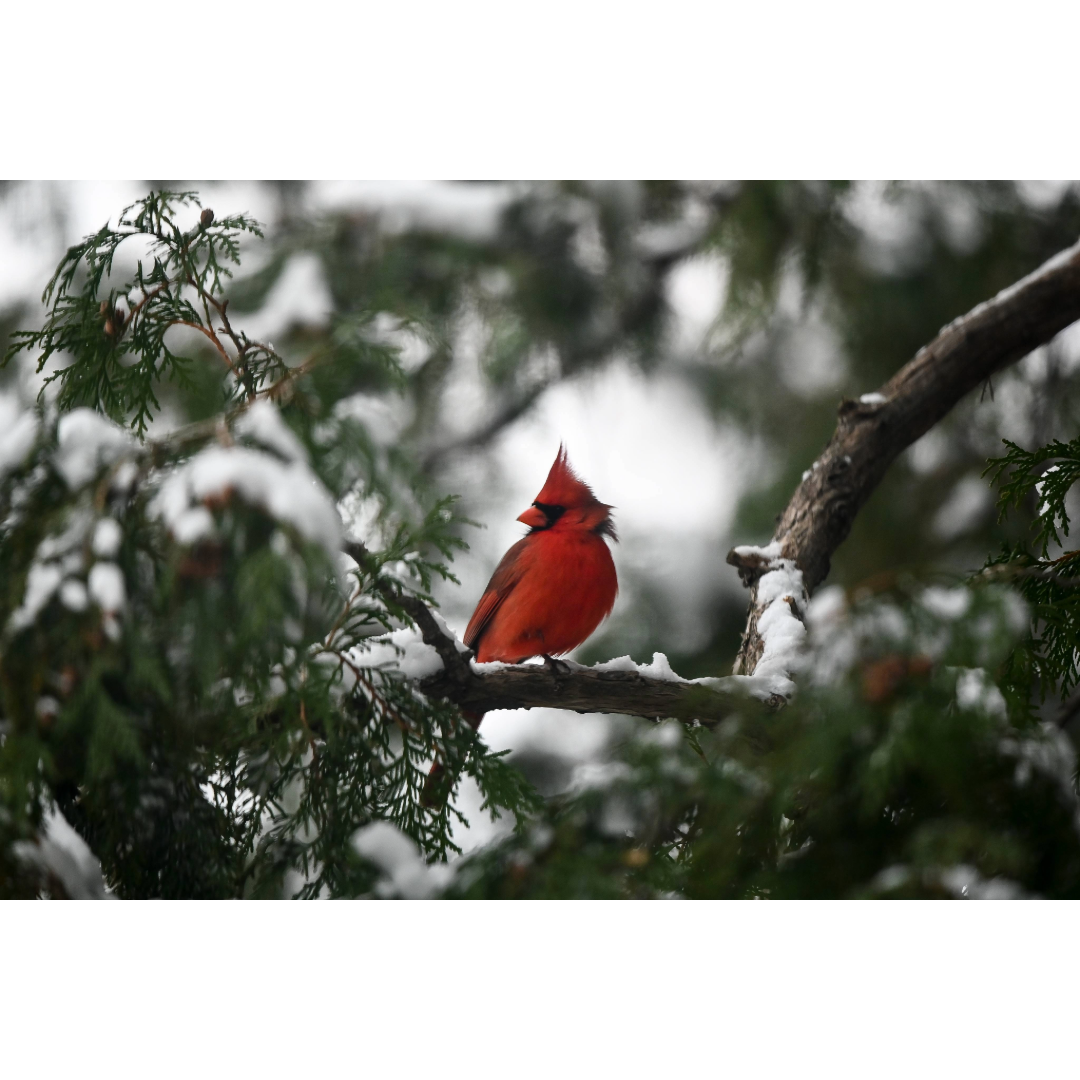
[354,627,443,680]
[13,805,113,899]
[570,761,633,791]
[1000,724,1078,808]
[0,396,39,476]
[955,668,1007,719]
[171,506,215,545]
[150,444,342,560]
[332,392,408,448]
[731,540,783,561]
[859,392,887,405]
[806,584,847,630]
[235,253,334,341]
[88,562,126,613]
[589,651,782,703]
[55,409,135,489]
[921,586,972,620]
[91,518,123,558]
[429,610,472,655]
[751,558,808,694]
[593,651,683,681]
[939,865,1025,900]
[235,400,309,463]
[8,562,63,631]
[59,579,89,611]
[352,821,455,899]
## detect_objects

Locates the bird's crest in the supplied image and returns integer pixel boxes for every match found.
[534,444,601,509]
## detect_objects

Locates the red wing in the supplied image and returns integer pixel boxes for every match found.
[463,538,530,652]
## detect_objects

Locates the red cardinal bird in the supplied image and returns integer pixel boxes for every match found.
[422,446,618,806]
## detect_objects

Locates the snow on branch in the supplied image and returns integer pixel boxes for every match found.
[343,540,770,725]
[730,235,1080,677]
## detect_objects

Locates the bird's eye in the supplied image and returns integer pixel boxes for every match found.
[533,502,565,523]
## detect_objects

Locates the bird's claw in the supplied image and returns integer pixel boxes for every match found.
[542,654,572,677]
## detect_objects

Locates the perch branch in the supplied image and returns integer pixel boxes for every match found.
[342,540,756,725]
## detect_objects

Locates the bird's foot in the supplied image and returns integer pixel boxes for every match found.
[542,654,572,677]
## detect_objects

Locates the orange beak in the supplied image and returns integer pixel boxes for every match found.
[517,505,549,528]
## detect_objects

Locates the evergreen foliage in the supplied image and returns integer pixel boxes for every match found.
[0,191,536,897]
[1,183,1079,899]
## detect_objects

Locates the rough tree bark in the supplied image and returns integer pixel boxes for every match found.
[362,235,1080,722]
[730,235,1080,676]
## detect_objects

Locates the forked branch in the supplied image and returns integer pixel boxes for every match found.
[731,237,1080,675]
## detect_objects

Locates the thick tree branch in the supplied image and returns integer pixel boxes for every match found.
[730,236,1080,675]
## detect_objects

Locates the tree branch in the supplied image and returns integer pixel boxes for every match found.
[342,540,757,725]
[730,236,1080,676]
[417,661,750,725]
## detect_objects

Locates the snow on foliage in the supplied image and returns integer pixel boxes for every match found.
[151,443,342,559]
[352,821,455,898]
[0,393,39,477]
[353,627,444,680]
[54,408,135,489]
[13,806,113,899]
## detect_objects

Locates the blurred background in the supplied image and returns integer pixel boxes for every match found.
[4,180,1080,849]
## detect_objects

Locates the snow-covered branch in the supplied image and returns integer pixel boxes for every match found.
[417,649,769,725]
[343,541,771,723]
[730,236,1080,677]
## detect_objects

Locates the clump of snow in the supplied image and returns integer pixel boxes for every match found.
[954,668,1007,719]
[858,392,888,405]
[1000,724,1078,808]
[872,863,1026,899]
[54,409,135,489]
[110,459,139,494]
[586,651,775,702]
[0,394,39,477]
[235,400,309,463]
[150,444,342,560]
[570,760,633,792]
[429,610,472,655]
[88,562,126,613]
[806,584,847,630]
[731,540,783,561]
[171,506,215,545]
[353,627,444,680]
[938,865,1025,901]
[592,652,685,681]
[12,805,113,899]
[751,557,807,696]
[8,562,63,631]
[921,586,971,620]
[60,578,89,611]
[470,659,510,674]
[91,518,123,558]
[352,821,455,899]
[638,720,684,748]
[331,393,409,449]
[699,673,789,702]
